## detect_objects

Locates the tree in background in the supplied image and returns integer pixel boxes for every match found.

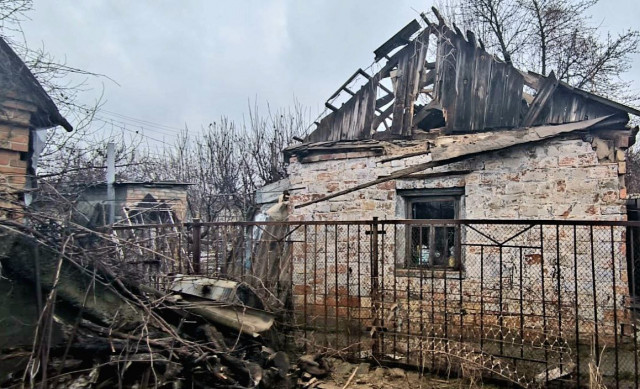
[0,1,309,222]
[142,103,309,222]
[437,0,639,102]
[0,0,123,201]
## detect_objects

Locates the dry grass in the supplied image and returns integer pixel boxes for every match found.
[588,341,607,389]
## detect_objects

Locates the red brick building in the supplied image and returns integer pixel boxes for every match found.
[0,38,72,217]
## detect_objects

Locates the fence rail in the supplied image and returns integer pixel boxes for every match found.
[111,219,640,388]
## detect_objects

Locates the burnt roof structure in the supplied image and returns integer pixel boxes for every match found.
[304,7,639,144]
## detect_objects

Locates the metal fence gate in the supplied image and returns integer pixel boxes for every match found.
[113,219,640,388]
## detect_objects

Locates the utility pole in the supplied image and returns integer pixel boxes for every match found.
[106,142,115,225]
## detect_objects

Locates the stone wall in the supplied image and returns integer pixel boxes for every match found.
[287,135,630,342]
[288,137,626,221]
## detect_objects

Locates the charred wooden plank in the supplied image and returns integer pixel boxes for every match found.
[325,102,338,112]
[449,30,476,132]
[431,6,446,26]
[483,61,508,129]
[420,69,435,89]
[377,169,472,180]
[401,31,430,136]
[326,69,369,102]
[420,12,434,27]
[522,71,558,127]
[471,49,492,131]
[373,103,394,130]
[434,26,458,130]
[520,70,543,90]
[375,93,394,110]
[373,19,421,61]
[527,70,640,117]
[390,51,409,135]
[307,78,378,142]
[503,66,525,128]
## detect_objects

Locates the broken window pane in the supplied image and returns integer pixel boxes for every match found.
[408,198,459,269]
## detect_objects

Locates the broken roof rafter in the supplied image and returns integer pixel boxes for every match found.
[304,7,638,144]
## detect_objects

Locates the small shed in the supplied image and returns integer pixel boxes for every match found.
[75,181,191,227]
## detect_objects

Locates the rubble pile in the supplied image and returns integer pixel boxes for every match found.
[0,232,292,388]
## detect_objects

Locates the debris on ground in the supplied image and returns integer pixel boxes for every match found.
[295,356,489,389]
[0,232,292,388]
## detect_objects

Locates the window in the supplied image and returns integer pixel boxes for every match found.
[400,189,462,269]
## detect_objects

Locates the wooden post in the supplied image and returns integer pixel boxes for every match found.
[192,218,201,274]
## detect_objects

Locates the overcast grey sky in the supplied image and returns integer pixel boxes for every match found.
[15,1,640,142]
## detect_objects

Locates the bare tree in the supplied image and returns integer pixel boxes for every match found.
[0,0,31,33]
[438,0,531,64]
[438,0,639,101]
[142,102,310,222]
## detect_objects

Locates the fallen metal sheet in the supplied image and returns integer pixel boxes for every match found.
[170,275,274,337]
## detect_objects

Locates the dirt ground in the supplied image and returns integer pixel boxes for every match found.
[301,358,490,389]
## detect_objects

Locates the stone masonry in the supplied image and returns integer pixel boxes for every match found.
[287,134,630,343]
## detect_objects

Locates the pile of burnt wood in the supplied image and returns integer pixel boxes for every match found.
[0,229,295,388]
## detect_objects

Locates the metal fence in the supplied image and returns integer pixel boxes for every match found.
[112,219,640,388]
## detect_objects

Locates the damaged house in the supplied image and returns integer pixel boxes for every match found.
[285,12,637,222]
[0,37,72,217]
[259,9,640,385]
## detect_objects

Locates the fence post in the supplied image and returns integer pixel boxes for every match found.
[192,218,201,274]
[370,217,381,358]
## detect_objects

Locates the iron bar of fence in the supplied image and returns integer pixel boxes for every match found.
[192,218,201,274]
[334,225,339,345]
[313,224,318,346]
[458,224,463,345]
[393,224,398,360]
[519,246,524,361]
[499,244,504,356]
[303,224,308,350]
[324,225,328,349]
[346,224,351,353]
[540,225,549,384]
[590,225,600,363]
[110,219,640,388]
[480,245,485,354]
[611,225,620,389]
[555,225,563,380]
[632,226,639,389]
[370,217,381,358]
[573,225,581,388]
[357,224,362,358]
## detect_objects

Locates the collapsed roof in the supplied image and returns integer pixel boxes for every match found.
[304,7,639,143]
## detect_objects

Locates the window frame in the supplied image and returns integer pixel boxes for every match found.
[400,189,463,270]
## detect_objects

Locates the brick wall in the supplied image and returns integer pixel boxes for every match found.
[0,97,36,217]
